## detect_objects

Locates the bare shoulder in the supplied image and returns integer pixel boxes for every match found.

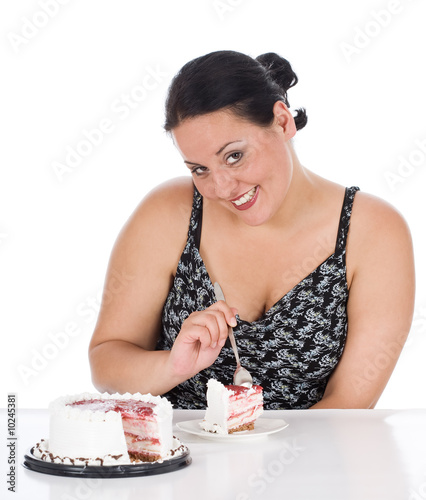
[347,191,414,281]
[350,191,412,243]
[128,176,194,231]
[116,176,194,253]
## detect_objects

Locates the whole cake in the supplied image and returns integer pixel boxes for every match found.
[200,379,263,434]
[32,392,181,465]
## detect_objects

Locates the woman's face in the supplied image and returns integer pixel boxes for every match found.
[172,102,296,227]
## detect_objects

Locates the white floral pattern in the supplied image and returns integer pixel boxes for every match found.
[157,186,359,409]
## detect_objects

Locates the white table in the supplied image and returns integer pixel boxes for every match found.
[2,408,426,500]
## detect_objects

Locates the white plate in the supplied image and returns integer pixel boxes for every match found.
[176,418,289,441]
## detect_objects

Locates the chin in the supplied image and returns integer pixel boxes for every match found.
[239,212,271,227]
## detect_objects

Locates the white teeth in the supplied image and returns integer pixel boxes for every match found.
[232,187,256,206]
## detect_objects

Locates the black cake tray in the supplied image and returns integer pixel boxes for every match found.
[22,446,191,478]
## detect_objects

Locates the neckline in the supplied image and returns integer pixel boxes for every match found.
[189,185,356,324]
[193,246,340,325]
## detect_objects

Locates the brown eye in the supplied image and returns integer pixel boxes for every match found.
[227,152,242,165]
[191,166,208,176]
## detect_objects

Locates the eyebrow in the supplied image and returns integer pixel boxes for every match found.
[215,140,243,155]
[183,140,243,167]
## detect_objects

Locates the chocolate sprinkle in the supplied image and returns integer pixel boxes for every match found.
[32,438,188,466]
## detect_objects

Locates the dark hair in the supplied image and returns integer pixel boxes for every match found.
[164,50,307,132]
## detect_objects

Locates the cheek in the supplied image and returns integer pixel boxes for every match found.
[271,151,293,180]
[193,178,216,199]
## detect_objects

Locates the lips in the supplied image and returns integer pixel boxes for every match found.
[230,186,259,211]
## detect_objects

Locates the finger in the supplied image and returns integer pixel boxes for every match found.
[210,300,238,328]
[183,313,217,348]
[207,307,236,347]
[230,307,239,325]
[183,324,216,350]
[195,310,229,348]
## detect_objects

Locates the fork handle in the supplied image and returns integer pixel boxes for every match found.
[228,327,241,367]
[213,282,241,367]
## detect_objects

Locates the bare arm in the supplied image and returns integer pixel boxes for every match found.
[88,177,236,396]
[311,193,415,409]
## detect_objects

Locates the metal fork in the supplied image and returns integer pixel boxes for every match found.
[213,282,253,388]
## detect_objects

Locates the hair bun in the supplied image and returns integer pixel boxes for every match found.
[256,53,298,96]
[256,52,307,131]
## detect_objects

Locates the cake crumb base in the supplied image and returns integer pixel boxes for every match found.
[228,422,255,434]
[129,451,161,463]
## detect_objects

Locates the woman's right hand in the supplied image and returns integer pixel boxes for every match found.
[167,301,238,381]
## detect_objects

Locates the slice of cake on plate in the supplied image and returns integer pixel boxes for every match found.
[200,379,263,434]
[34,392,177,465]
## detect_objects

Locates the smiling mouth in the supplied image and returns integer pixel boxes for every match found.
[230,186,258,207]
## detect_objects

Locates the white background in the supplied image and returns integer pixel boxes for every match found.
[1,0,425,409]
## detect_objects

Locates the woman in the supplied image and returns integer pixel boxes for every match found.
[89,51,415,409]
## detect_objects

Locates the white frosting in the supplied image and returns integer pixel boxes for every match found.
[201,380,230,434]
[48,392,173,461]
[200,379,263,434]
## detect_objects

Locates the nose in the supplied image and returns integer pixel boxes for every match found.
[211,170,238,199]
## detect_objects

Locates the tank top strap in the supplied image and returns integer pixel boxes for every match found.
[188,184,358,253]
[335,186,360,252]
[188,184,203,250]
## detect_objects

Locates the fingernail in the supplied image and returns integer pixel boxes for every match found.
[211,342,217,348]
[230,318,237,327]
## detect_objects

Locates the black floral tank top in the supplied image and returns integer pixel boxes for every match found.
[157,186,360,409]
